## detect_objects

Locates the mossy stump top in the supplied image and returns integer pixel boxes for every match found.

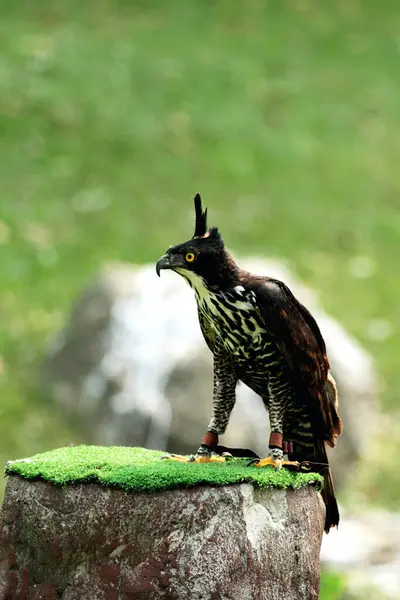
[5,445,323,493]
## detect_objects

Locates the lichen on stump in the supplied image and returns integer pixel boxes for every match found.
[0,447,325,600]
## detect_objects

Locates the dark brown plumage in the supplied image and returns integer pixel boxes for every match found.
[156,194,343,532]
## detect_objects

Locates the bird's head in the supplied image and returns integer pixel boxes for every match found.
[156,194,239,290]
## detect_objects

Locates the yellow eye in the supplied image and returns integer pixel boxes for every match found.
[185,252,196,263]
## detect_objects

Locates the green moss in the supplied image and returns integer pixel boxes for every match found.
[5,446,323,493]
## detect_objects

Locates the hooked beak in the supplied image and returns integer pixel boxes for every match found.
[156,254,172,277]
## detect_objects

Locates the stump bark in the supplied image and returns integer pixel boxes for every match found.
[0,475,325,600]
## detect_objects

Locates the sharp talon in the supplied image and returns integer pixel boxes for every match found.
[280,459,301,470]
[299,461,312,472]
[189,455,196,463]
[221,452,233,460]
[160,454,191,463]
[247,458,260,467]
[283,462,300,472]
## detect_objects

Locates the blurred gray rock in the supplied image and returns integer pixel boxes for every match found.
[42,259,379,489]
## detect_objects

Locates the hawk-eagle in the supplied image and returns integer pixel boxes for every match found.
[156,194,342,533]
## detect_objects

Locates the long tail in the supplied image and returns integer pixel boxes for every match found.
[291,438,339,533]
[315,440,339,533]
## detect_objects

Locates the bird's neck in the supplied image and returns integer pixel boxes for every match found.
[178,256,241,298]
[205,252,241,292]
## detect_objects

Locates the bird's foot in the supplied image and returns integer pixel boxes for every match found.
[247,447,300,470]
[161,446,229,464]
[248,456,300,470]
[161,454,191,463]
[162,454,227,464]
[192,454,227,463]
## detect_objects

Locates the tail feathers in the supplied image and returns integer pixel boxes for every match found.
[323,373,341,531]
[291,439,339,534]
[317,440,339,533]
[321,466,339,533]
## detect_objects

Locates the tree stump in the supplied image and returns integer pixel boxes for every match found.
[0,474,325,600]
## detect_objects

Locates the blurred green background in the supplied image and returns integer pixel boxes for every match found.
[0,1,399,595]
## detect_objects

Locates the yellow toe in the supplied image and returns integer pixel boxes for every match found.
[161,454,190,463]
[251,457,300,470]
[194,456,225,463]
[257,457,283,469]
[161,454,226,464]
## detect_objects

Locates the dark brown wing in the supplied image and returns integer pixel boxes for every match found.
[252,278,340,445]
[197,308,216,352]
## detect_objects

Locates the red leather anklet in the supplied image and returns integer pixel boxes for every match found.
[202,431,218,448]
[269,432,283,449]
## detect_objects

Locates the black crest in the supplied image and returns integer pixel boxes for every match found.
[193,193,208,238]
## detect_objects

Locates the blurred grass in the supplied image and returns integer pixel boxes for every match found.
[320,571,347,600]
[0,0,399,509]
